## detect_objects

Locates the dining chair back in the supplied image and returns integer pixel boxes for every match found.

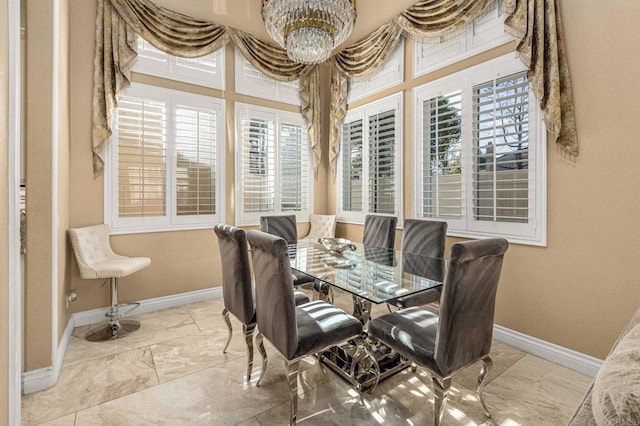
[391,219,448,309]
[363,214,397,249]
[259,214,298,244]
[260,215,315,288]
[402,219,447,258]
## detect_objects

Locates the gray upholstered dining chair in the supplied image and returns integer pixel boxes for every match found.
[363,214,397,249]
[247,230,363,425]
[368,238,509,426]
[260,214,315,287]
[390,219,448,309]
[214,224,310,382]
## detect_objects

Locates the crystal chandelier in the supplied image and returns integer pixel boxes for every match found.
[262,0,357,64]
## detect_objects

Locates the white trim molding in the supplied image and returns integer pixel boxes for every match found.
[73,287,221,327]
[8,0,22,420]
[22,287,222,394]
[21,367,54,396]
[493,324,603,377]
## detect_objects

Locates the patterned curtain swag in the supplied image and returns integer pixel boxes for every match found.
[92,0,577,178]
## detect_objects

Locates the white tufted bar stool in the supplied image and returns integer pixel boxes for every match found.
[69,224,150,342]
[302,214,336,239]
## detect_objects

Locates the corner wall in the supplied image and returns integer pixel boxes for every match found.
[68,0,323,313]
[23,0,72,374]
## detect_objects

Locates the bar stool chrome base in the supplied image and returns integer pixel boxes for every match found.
[86,319,141,342]
[85,277,141,342]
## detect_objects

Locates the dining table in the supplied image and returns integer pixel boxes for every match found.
[287,239,447,391]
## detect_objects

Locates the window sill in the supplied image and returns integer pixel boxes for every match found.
[445,229,546,247]
[109,224,221,236]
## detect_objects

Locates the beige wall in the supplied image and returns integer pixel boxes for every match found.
[23,0,72,372]
[61,0,640,362]
[24,0,54,371]
[0,0,10,420]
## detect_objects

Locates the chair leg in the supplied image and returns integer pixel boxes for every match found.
[432,376,451,426]
[477,355,493,419]
[286,360,301,426]
[222,308,232,354]
[255,332,268,387]
[243,323,256,382]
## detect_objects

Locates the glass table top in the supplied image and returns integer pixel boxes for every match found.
[288,239,446,304]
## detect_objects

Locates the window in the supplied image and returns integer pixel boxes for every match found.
[413,3,513,77]
[235,103,312,225]
[348,39,404,103]
[235,51,301,105]
[106,83,225,233]
[337,93,403,224]
[133,38,225,90]
[414,54,546,245]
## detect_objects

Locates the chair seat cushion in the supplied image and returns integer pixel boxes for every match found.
[294,291,310,306]
[90,256,151,279]
[390,288,441,309]
[293,301,362,359]
[368,307,443,376]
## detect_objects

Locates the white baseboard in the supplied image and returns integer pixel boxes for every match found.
[22,314,75,395]
[493,324,603,377]
[22,287,222,394]
[22,367,53,395]
[73,287,222,327]
[53,317,75,382]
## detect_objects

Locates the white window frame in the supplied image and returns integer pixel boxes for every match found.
[413,53,547,246]
[105,83,226,234]
[413,3,514,78]
[337,92,404,225]
[234,51,301,106]
[348,39,404,103]
[234,102,313,226]
[133,38,225,90]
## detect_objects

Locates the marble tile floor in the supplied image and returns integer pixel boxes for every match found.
[22,289,592,425]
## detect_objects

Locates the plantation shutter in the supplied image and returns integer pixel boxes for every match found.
[421,91,463,219]
[135,39,224,90]
[242,116,276,214]
[175,106,217,216]
[117,95,167,218]
[280,122,309,212]
[472,71,529,224]
[368,109,396,214]
[341,119,364,213]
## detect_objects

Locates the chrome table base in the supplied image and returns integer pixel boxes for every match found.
[318,337,410,393]
[315,293,411,393]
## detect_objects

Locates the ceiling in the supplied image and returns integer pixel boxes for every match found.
[152,0,417,51]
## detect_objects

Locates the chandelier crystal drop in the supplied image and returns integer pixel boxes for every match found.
[262,0,357,64]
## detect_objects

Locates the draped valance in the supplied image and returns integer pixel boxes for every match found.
[92,0,577,178]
